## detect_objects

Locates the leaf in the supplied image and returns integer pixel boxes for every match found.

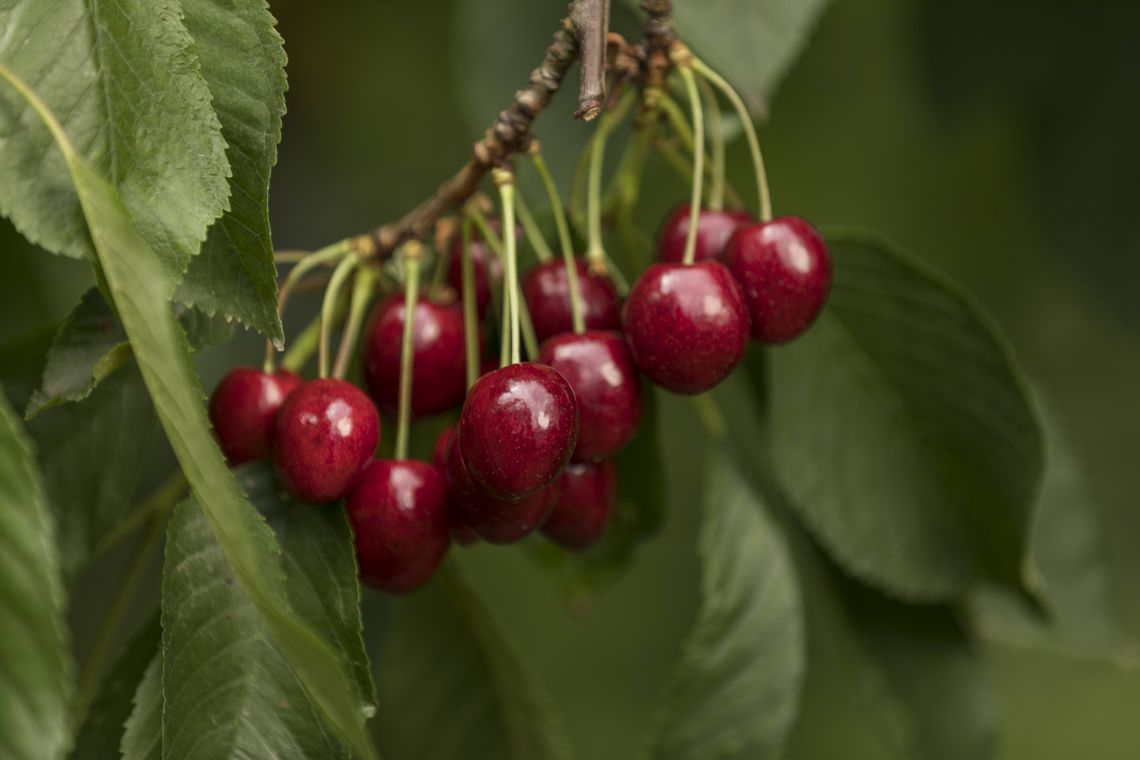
[647,447,804,760]
[0,67,377,758]
[766,228,1043,601]
[0,392,73,760]
[175,0,287,341]
[162,499,352,758]
[120,654,162,760]
[373,564,573,760]
[72,617,161,760]
[0,0,230,275]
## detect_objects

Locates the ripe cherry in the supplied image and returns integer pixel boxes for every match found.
[522,259,620,342]
[657,204,753,264]
[432,424,479,546]
[345,459,450,594]
[271,378,380,503]
[725,216,831,343]
[542,460,618,551]
[458,363,578,498]
[447,220,513,318]
[362,292,466,418]
[622,261,750,394]
[209,367,302,465]
[538,331,641,462]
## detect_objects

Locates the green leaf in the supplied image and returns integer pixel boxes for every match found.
[647,447,804,760]
[767,228,1043,601]
[120,654,161,760]
[72,617,161,760]
[0,67,376,758]
[0,393,73,760]
[373,565,573,760]
[162,499,352,758]
[175,0,287,341]
[0,0,230,275]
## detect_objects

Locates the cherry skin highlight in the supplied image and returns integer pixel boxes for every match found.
[622,261,750,394]
[538,331,641,462]
[271,378,380,503]
[362,291,467,418]
[345,459,450,594]
[458,363,579,498]
[209,367,301,466]
[542,460,618,551]
[657,204,753,264]
[522,259,620,342]
[725,216,832,343]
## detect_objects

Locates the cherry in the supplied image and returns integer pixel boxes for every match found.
[432,424,458,470]
[725,216,831,343]
[271,378,380,503]
[522,259,620,342]
[443,434,558,544]
[362,292,467,418]
[657,204,753,264]
[622,261,750,394]
[538,331,641,462]
[209,367,302,465]
[542,460,618,551]
[458,363,578,498]
[432,424,479,545]
[345,459,450,594]
[447,220,514,318]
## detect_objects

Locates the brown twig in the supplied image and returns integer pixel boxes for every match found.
[571,0,610,120]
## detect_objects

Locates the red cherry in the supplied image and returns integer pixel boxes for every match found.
[725,216,831,343]
[345,459,450,594]
[538,331,641,462]
[209,368,302,466]
[458,363,578,498]
[447,220,515,318]
[362,292,467,418]
[542,460,618,550]
[522,259,620,342]
[271,379,380,503]
[657,204,753,263]
[432,424,479,546]
[443,435,558,544]
[432,424,458,469]
[622,261,750,394]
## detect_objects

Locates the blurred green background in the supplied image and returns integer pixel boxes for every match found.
[2,0,1137,757]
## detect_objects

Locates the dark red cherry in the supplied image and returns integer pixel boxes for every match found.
[271,378,380,503]
[345,459,450,594]
[542,460,618,551]
[622,261,750,394]
[432,424,458,469]
[657,204,753,263]
[362,292,466,418]
[522,259,620,342]
[538,331,641,462]
[209,367,302,465]
[443,435,558,544]
[432,425,479,545]
[725,216,831,343]
[447,220,512,318]
[458,363,578,498]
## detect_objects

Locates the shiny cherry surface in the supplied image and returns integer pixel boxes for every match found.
[209,367,301,465]
[657,204,753,263]
[522,259,620,342]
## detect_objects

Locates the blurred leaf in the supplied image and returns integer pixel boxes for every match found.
[647,447,804,760]
[0,393,73,760]
[0,0,229,275]
[767,228,1043,601]
[0,323,60,406]
[120,655,161,760]
[175,0,287,342]
[373,565,573,760]
[73,617,161,760]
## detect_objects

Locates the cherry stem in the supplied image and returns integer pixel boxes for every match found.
[513,191,554,264]
[699,75,726,212]
[318,252,360,379]
[495,168,522,366]
[529,146,586,335]
[586,90,639,269]
[569,139,591,234]
[331,265,376,380]
[656,90,695,154]
[678,66,706,266]
[692,56,772,222]
[274,250,309,264]
[395,243,422,461]
[466,205,504,258]
[265,239,351,372]
[460,218,480,390]
[653,136,745,208]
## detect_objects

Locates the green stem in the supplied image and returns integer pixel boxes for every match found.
[656,90,695,153]
[654,137,745,209]
[318,253,360,379]
[395,245,422,461]
[692,57,773,222]
[569,140,592,234]
[586,89,638,269]
[460,219,480,390]
[678,67,706,266]
[518,295,539,360]
[331,266,376,380]
[466,205,504,258]
[698,75,726,211]
[529,148,585,334]
[513,191,553,264]
[691,393,728,441]
[265,239,351,372]
[496,170,521,365]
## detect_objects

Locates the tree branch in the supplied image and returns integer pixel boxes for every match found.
[571,0,610,120]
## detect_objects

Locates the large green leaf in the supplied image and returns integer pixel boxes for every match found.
[646,448,804,760]
[0,393,73,760]
[0,67,376,758]
[162,500,352,758]
[372,565,573,760]
[0,0,229,275]
[175,0,287,341]
[767,229,1043,601]
[120,655,161,760]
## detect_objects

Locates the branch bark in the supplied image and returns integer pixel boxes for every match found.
[571,0,610,120]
